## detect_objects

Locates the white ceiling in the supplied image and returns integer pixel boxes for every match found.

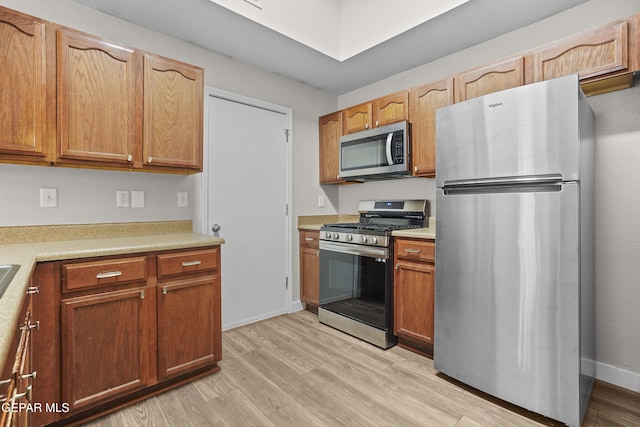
[70,0,588,94]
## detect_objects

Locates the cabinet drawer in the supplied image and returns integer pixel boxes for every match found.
[157,248,218,278]
[395,239,435,263]
[62,257,147,292]
[300,230,320,249]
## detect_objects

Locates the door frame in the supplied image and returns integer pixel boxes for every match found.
[200,87,293,323]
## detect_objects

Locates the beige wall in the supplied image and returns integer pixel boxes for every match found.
[336,0,640,390]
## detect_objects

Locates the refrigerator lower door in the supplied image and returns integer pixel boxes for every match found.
[435,182,584,426]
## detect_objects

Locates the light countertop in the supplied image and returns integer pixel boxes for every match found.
[0,221,223,370]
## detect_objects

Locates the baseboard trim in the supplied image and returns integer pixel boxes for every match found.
[596,361,640,393]
[291,300,304,313]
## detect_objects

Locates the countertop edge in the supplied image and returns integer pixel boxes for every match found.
[0,232,224,370]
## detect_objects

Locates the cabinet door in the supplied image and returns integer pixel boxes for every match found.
[532,20,629,84]
[319,112,343,184]
[342,102,372,135]
[456,56,525,102]
[157,275,220,380]
[143,53,203,171]
[409,78,454,177]
[394,261,435,345]
[57,27,139,166]
[300,231,320,310]
[61,286,153,412]
[372,91,409,128]
[0,8,53,162]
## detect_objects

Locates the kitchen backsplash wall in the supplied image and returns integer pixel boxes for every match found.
[0,163,196,227]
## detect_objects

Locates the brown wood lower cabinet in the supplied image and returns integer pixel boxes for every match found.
[30,246,222,426]
[61,285,155,412]
[299,230,320,313]
[393,237,435,358]
[157,275,221,380]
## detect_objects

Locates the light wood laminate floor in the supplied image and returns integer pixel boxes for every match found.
[85,310,640,427]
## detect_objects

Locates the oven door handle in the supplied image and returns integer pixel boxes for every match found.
[320,240,388,259]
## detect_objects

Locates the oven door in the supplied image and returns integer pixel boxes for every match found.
[318,241,391,331]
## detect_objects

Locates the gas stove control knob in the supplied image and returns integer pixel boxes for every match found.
[371,237,378,245]
[332,233,339,240]
[360,235,368,244]
[346,234,353,242]
[324,232,331,239]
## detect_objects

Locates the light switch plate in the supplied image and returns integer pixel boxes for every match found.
[178,191,189,208]
[131,191,145,208]
[40,188,58,208]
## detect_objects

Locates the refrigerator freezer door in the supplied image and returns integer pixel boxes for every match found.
[434,182,582,426]
[435,74,582,188]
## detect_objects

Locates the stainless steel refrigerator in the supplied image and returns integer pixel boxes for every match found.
[434,74,595,427]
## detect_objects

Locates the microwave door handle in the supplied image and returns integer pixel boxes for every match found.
[385,132,393,165]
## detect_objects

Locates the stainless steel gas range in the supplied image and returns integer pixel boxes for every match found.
[318,200,429,349]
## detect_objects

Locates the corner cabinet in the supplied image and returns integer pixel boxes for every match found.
[319,112,343,184]
[393,238,435,357]
[409,78,454,177]
[0,8,55,165]
[299,230,320,313]
[142,53,204,172]
[56,27,140,168]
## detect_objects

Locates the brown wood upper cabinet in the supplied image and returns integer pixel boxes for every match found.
[56,27,140,167]
[372,91,409,128]
[456,55,525,102]
[142,53,204,172]
[342,91,409,135]
[0,8,54,164]
[319,111,343,184]
[530,18,636,95]
[409,78,454,178]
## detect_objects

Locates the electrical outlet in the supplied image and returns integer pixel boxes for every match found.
[116,190,129,208]
[40,188,58,208]
[318,195,325,208]
[178,192,189,208]
[131,191,145,208]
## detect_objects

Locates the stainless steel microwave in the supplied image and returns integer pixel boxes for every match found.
[339,121,411,181]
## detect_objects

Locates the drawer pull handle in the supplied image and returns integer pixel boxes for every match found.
[162,286,168,295]
[27,286,40,294]
[21,371,37,380]
[21,321,39,331]
[182,260,202,267]
[404,248,421,254]
[96,271,123,279]
[0,378,11,386]
[13,385,32,402]
[305,237,315,241]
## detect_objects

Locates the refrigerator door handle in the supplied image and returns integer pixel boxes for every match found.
[443,174,565,195]
[443,173,564,188]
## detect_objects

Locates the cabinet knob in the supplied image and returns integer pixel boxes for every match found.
[147,156,153,164]
[395,263,400,270]
[127,154,133,162]
[414,166,419,172]
[375,120,379,127]
[365,123,369,129]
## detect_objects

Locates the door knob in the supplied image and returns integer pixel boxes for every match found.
[211,224,221,233]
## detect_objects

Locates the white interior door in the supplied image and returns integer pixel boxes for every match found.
[205,90,290,329]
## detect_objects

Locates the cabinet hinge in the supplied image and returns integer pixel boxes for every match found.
[285,203,289,216]
[284,128,290,143]
[285,276,289,290]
